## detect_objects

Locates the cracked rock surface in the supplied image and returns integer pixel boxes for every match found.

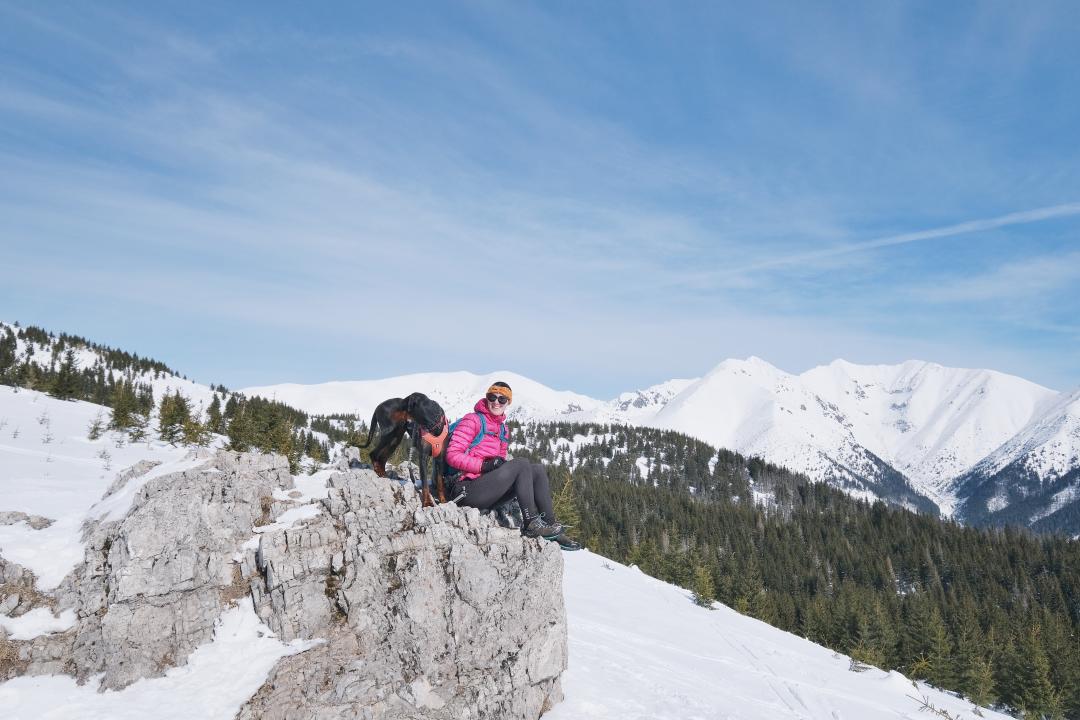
[3,448,567,719]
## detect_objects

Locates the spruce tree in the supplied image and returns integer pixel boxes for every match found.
[227,401,252,452]
[49,348,80,400]
[963,655,996,708]
[207,394,224,434]
[158,390,191,444]
[86,413,105,441]
[1016,624,1057,718]
[552,468,582,529]
[925,607,953,689]
[181,415,211,447]
[109,380,138,430]
[692,564,717,608]
[127,412,149,443]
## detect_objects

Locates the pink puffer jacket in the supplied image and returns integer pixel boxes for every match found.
[446,398,510,480]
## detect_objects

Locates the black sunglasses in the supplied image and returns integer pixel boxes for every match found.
[486,393,510,405]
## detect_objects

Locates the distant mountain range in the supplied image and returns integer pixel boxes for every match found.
[244,358,1080,528]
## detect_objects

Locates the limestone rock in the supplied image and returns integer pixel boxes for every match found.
[60,450,292,689]
[240,466,566,720]
[5,447,567,718]
[0,511,54,530]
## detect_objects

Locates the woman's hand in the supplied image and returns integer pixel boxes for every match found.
[481,457,506,474]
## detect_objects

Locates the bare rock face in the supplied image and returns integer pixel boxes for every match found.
[239,456,567,719]
[59,449,292,689]
[5,447,567,719]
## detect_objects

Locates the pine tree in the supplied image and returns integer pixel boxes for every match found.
[86,413,105,441]
[1016,624,1057,718]
[963,655,996,708]
[158,390,191,444]
[109,380,138,430]
[49,348,80,400]
[925,606,953,689]
[227,401,252,452]
[181,415,211,447]
[127,411,150,443]
[267,418,298,471]
[207,394,224,434]
[692,564,717,608]
[552,468,582,529]
[849,611,887,669]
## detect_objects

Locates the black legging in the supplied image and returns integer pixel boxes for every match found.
[457,458,554,519]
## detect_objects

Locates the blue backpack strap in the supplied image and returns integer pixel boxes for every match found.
[469,413,487,451]
[448,413,486,453]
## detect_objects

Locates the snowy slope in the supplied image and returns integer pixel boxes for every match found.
[964,386,1080,482]
[0,386,204,588]
[0,388,1007,719]
[586,377,696,425]
[243,370,604,423]
[952,387,1080,530]
[639,358,934,508]
[551,551,1005,720]
[2,321,218,416]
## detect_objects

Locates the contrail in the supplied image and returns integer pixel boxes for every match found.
[730,201,1080,275]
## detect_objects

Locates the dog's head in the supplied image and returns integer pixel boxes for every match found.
[404,392,448,457]
[404,392,446,434]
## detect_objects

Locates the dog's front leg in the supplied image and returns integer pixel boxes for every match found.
[417,434,434,507]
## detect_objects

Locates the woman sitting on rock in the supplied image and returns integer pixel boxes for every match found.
[447,381,577,548]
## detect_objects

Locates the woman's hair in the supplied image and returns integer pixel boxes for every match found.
[492,381,511,391]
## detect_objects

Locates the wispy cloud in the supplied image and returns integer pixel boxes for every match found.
[918,250,1080,304]
[702,203,1080,279]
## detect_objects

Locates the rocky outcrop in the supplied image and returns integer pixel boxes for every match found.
[4,448,567,719]
[239,451,566,719]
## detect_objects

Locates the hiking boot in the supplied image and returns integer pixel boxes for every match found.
[551,533,582,551]
[522,512,563,539]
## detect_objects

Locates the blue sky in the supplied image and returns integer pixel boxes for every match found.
[2,1,1079,397]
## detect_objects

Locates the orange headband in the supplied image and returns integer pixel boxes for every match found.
[486,384,512,402]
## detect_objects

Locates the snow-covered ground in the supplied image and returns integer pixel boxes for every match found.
[0,386,199,588]
[550,551,1009,720]
[1,386,1008,719]
[0,601,318,720]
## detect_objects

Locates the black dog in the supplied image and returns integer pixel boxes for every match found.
[360,392,449,507]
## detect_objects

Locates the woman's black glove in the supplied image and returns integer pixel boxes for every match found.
[481,457,506,474]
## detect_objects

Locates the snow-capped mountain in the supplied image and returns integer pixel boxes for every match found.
[953,387,1080,532]
[799,359,1057,513]
[639,358,936,512]
[242,370,604,424]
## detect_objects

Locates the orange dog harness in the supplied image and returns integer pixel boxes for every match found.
[421,417,449,457]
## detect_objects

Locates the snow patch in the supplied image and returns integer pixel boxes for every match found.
[0,600,320,720]
[0,608,76,640]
